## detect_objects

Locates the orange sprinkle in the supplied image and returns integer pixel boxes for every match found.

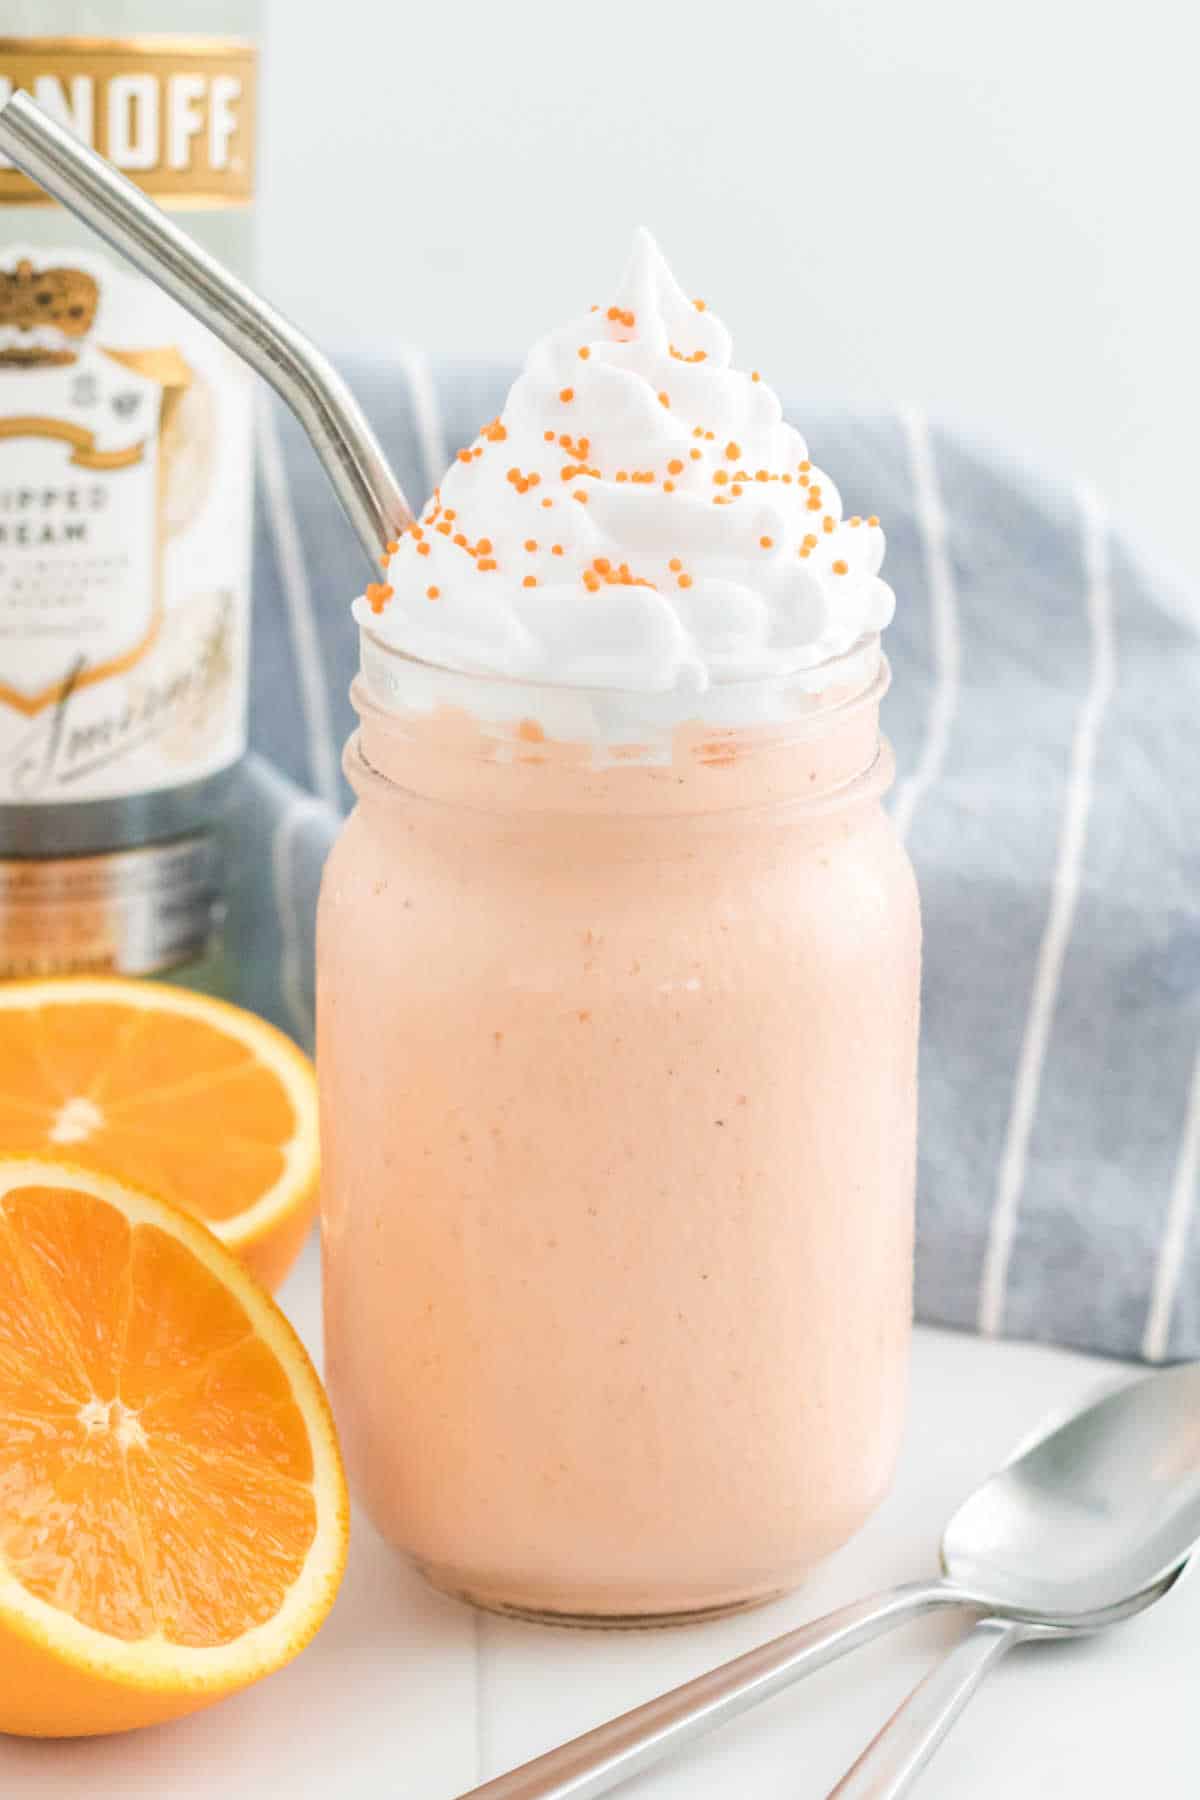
[477,538,493,554]
[559,387,575,403]
[364,582,393,613]
[522,575,538,588]
[849,516,862,528]
[583,570,600,592]
[670,346,708,363]
[578,346,591,360]
[453,533,468,547]
[378,552,390,569]
[693,298,706,312]
[417,542,431,557]
[524,539,538,552]
[479,556,497,571]
[705,431,715,440]
[606,306,636,327]
[690,448,702,461]
[725,441,741,460]
[658,391,670,407]
[668,458,684,475]
[482,418,507,442]
[804,533,819,548]
[799,460,812,472]
[594,557,611,574]
[457,450,472,464]
[755,471,769,483]
[544,430,556,441]
[751,370,761,382]
[442,511,455,523]
[664,480,675,492]
[669,557,682,572]
[824,517,835,533]
[678,573,693,588]
[574,490,589,503]
[693,426,704,438]
[713,469,729,486]
[868,515,880,527]
[759,536,774,549]
[807,495,822,511]
[528,472,541,487]
[616,470,628,482]
[541,497,553,508]
[552,544,564,555]
[832,560,849,575]
[436,522,451,535]
[731,485,743,496]
[386,539,399,553]
[426,585,439,599]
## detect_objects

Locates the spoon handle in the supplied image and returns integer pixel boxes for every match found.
[824,1617,1023,1799]
[457,1580,967,1800]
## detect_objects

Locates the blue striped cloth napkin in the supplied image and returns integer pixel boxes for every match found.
[227,350,1200,1364]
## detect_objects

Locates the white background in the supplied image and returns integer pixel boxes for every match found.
[258,0,1199,593]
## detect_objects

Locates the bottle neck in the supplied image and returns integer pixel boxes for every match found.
[351,649,892,821]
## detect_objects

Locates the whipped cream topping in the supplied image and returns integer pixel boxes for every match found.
[356,231,894,696]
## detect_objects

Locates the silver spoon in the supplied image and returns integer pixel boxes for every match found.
[458,1361,1200,1800]
[826,1361,1200,1797]
[0,89,412,566]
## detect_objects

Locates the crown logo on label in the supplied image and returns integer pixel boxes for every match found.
[0,259,100,367]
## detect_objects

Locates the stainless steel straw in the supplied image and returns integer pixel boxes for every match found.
[0,90,412,567]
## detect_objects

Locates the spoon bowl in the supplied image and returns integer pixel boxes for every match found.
[941,1361,1200,1619]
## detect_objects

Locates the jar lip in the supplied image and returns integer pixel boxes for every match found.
[357,627,883,705]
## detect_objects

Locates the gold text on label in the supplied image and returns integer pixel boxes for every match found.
[0,38,257,207]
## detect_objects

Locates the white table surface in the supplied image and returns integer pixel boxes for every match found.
[2,1236,1194,1799]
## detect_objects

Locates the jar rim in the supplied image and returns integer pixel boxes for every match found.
[357,627,884,708]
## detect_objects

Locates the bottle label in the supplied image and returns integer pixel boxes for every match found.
[0,243,253,804]
[0,834,219,977]
[0,36,256,207]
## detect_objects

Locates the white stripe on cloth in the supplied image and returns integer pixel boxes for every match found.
[271,792,329,1046]
[397,345,449,500]
[255,391,342,810]
[1142,1044,1200,1361]
[977,483,1117,1336]
[893,408,961,844]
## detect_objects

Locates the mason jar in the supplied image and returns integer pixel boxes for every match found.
[318,628,921,1625]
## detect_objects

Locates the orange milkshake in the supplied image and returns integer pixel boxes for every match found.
[319,233,920,1623]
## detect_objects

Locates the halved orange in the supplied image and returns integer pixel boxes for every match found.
[0,1158,348,1737]
[0,978,319,1291]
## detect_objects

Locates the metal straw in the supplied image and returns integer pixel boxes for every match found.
[0,90,412,567]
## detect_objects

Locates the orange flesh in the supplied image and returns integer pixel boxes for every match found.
[0,1004,292,1227]
[0,1183,316,1647]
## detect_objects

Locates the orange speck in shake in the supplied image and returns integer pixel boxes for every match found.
[677,572,693,588]
[522,575,538,587]
[559,387,575,403]
[832,560,849,575]
[524,539,539,551]
[578,346,591,360]
[725,442,741,460]
[426,585,440,599]
[668,459,684,474]
[759,536,774,549]
[669,558,682,572]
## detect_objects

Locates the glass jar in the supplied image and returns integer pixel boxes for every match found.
[318,632,921,1625]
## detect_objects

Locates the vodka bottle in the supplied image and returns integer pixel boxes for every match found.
[0,1,259,982]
